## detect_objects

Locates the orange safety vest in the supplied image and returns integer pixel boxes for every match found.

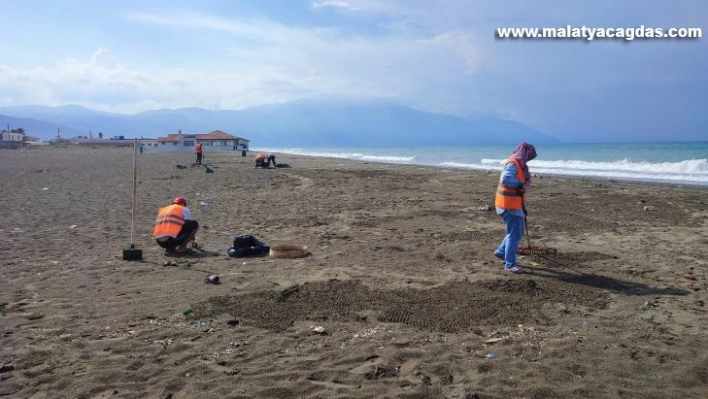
[195,143,203,154]
[153,204,185,238]
[255,153,266,162]
[494,158,526,210]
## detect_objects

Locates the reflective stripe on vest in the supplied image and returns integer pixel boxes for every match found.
[153,204,185,238]
[494,158,526,210]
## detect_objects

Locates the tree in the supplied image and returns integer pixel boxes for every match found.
[98,132,103,139]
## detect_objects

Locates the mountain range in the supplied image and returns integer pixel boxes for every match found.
[0,98,561,146]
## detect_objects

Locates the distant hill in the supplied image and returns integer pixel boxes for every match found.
[0,114,83,140]
[470,116,554,145]
[2,99,562,145]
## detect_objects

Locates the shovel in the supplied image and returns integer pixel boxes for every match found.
[123,138,143,260]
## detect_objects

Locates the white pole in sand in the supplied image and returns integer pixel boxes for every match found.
[123,138,142,260]
[130,138,138,248]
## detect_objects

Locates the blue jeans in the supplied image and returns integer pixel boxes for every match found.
[495,211,525,267]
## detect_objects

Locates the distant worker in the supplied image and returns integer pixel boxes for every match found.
[265,153,277,167]
[139,142,145,155]
[255,152,266,167]
[493,142,537,274]
[195,142,203,165]
[153,196,199,254]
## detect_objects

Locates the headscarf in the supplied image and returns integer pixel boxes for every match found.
[509,142,537,187]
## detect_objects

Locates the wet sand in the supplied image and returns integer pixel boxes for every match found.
[1,146,707,398]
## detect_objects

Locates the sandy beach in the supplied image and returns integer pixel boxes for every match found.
[1,146,707,399]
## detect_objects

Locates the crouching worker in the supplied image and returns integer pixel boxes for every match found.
[255,152,277,168]
[153,196,199,254]
[255,152,266,167]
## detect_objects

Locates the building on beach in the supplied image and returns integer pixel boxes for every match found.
[0,130,25,149]
[73,138,134,147]
[156,130,249,152]
[71,137,158,149]
[70,130,249,152]
[2,129,250,151]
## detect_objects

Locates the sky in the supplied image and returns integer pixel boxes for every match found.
[0,0,706,143]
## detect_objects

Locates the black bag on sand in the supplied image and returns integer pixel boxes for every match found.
[228,234,270,257]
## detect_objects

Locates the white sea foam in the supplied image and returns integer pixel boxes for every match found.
[481,158,708,175]
[257,148,414,163]
[259,147,365,159]
[360,155,416,162]
[255,145,708,186]
[440,162,500,171]
[471,158,708,185]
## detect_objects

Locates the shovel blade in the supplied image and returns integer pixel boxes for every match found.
[123,248,143,260]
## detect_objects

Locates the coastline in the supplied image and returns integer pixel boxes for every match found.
[253,143,708,187]
[1,146,707,398]
[260,148,708,190]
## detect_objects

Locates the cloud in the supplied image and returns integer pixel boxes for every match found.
[125,11,278,38]
[1,7,491,114]
[120,8,489,108]
[90,48,120,69]
[1,1,706,140]
[310,1,361,11]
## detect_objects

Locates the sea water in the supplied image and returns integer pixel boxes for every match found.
[255,142,708,187]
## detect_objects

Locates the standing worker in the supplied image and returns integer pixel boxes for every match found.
[493,142,537,274]
[153,196,200,254]
[195,142,203,165]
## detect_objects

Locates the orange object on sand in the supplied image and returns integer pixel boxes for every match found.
[684,273,696,281]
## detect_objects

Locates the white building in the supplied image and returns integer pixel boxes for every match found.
[0,131,25,149]
[156,130,249,152]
